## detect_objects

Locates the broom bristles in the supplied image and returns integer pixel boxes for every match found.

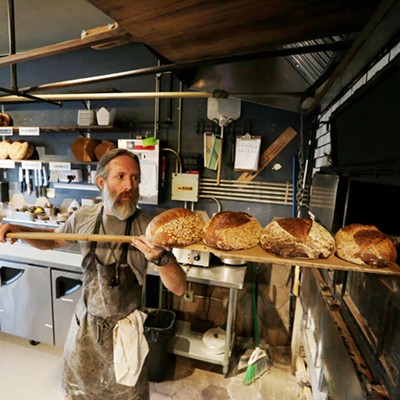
[243,347,271,385]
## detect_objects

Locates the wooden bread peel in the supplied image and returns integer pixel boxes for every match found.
[237,127,298,181]
[5,232,400,276]
[6,232,135,243]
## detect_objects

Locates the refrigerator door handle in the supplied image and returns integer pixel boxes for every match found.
[0,266,24,286]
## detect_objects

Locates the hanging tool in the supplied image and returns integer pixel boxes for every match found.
[25,169,31,195]
[237,127,298,182]
[18,166,25,193]
[34,169,39,197]
[37,167,42,196]
[207,97,241,185]
[42,165,48,196]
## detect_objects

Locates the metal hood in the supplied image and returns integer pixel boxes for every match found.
[85,0,392,114]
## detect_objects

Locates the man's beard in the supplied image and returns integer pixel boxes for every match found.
[103,184,139,220]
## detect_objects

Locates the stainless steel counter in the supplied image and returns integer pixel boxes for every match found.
[0,242,82,273]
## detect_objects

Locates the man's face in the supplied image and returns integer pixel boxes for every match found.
[97,155,140,220]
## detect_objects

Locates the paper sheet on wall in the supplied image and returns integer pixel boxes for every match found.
[234,134,261,171]
[139,164,157,198]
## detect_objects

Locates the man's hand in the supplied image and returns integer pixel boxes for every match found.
[131,235,168,263]
[0,223,19,244]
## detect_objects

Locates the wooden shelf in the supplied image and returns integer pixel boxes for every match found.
[6,125,123,133]
[184,242,400,276]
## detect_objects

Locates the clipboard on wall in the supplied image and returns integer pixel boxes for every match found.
[234,133,261,171]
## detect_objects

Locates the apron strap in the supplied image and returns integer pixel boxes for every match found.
[89,206,139,262]
[119,211,137,264]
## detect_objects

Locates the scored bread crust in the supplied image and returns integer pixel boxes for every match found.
[202,211,261,250]
[146,208,205,247]
[260,217,335,259]
[335,223,397,267]
[8,141,29,160]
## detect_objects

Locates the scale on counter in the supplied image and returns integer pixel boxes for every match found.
[172,248,211,267]
[172,248,247,268]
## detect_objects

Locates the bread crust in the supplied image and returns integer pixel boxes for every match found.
[9,141,29,160]
[0,140,12,159]
[146,208,205,247]
[260,217,335,259]
[202,211,261,250]
[0,112,12,127]
[335,223,397,267]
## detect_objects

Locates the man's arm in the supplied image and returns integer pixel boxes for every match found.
[131,235,187,296]
[0,223,70,250]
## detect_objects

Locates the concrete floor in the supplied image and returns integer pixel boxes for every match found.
[0,332,305,399]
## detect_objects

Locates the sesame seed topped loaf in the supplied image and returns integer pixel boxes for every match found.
[146,208,205,247]
[335,223,397,267]
[260,217,335,259]
[202,211,262,251]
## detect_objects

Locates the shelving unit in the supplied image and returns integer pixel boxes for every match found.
[148,263,247,376]
[3,125,122,134]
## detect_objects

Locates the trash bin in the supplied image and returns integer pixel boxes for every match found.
[144,308,176,382]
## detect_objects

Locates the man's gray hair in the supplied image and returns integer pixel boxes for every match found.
[95,148,140,180]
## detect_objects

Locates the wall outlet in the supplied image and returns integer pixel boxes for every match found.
[183,290,195,302]
[223,296,229,309]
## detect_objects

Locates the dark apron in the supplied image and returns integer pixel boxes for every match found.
[62,208,149,400]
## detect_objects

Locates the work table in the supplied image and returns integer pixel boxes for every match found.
[0,242,82,273]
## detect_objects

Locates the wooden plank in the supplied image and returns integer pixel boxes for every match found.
[0,23,131,68]
[237,127,297,182]
[6,232,134,243]
[184,242,400,276]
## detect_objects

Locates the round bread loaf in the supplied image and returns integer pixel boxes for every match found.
[8,141,29,160]
[0,112,12,127]
[202,211,261,250]
[24,142,35,159]
[260,217,335,259]
[335,223,397,267]
[146,208,205,247]
[0,140,12,159]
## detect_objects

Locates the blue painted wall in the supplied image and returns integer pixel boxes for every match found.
[0,43,308,226]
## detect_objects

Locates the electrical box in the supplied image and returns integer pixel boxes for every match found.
[171,173,199,202]
[118,139,159,205]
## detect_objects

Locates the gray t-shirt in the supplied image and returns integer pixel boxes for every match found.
[61,203,152,285]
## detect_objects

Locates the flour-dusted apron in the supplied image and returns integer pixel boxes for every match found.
[62,208,149,400]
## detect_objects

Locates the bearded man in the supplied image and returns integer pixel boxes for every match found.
[0,148,186,399]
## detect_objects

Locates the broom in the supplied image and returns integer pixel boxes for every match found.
[243,267,271,385]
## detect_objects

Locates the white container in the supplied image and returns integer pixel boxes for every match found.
[77,110,96,126]
[96,107,116,126]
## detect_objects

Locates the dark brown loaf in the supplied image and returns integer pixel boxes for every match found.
[260,217,335,259]
[202,211,261,250]
[94,140,116,160]
[0,112,12,127]
[146,208,205,247]
[335,223,397,267]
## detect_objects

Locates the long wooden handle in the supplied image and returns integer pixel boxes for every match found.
[6,232,135,243]
[216,126,224,186]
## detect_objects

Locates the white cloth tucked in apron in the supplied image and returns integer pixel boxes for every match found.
[113,309,149,387]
